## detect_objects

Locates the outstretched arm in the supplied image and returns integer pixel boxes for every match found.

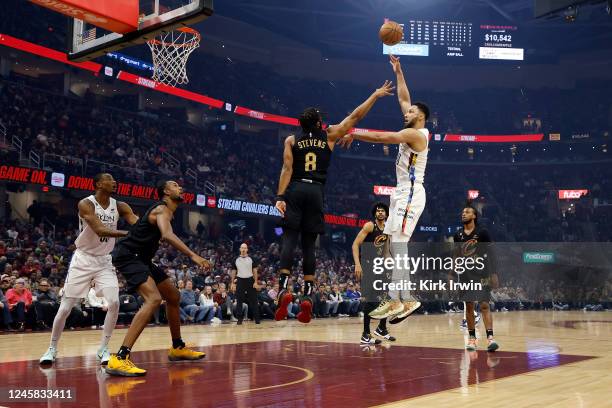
[275,136,294,216]
[156,207,210,268]
[326,81,395,142]
[342,128,427,152]
[117,201,139,225]
[390,54,411,115]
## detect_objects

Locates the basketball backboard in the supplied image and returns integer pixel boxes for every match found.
[68,0,213,61]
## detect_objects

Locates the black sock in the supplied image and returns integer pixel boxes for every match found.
[362,331,370,338]
[172,338,185,349]
[378,318,387,332]
[468,329,476,338]
[486,329,494,337]
[304,280,314,298]
[278,273,289,292]
[117,346,131,359]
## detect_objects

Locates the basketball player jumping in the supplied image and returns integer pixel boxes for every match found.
[40,173,138,365]
[453,205,499,352]
[274,80,395,323]
[105,180,210,376]
[339,55,428,323]
[352,202,397,345]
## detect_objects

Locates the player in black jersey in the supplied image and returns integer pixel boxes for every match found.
[453,205,499,352]
[105,180,211,376]
[274,81,395,323]
[352,202,397,345]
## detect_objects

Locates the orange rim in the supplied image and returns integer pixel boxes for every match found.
[148,27,201,47]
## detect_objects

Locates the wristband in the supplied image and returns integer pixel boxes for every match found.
[276,195,285,201]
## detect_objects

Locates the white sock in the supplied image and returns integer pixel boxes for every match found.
[49,297,80,349]
[99,287,119,350]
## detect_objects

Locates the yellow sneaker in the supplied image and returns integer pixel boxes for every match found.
[105,378,146,398]
[168,346,206,361]
[104,354,147,377]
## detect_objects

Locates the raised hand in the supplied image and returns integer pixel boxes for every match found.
[337,134,355,149]
[389,54,401,74]
[374,80,395,98]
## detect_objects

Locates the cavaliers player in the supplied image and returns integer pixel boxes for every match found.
[105,180,210,376]
[339,55,427,323]
[274,81,395,323]
[40,173,138,365]
[352,202,397,345]
[454,205,499,352]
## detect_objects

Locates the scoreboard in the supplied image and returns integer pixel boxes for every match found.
[383,19,524,61]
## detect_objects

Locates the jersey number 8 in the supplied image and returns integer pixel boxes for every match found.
[305,152,317,171]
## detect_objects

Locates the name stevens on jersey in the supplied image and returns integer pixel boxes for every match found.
[297,139,327,149]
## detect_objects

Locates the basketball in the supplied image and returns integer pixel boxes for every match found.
[379,20,403,46]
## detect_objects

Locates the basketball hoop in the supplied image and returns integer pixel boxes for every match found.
[147,27,201,87]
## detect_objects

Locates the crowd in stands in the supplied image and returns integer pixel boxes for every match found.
[2,214,610,333]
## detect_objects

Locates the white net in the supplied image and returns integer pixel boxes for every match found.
[147,27,201,87]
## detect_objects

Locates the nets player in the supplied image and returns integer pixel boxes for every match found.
[339,55,427,323]
[40,173,138,365]
[274,81,395,323]
[454,205,499,352]
[105,180,210,376]
[352,202,397,345]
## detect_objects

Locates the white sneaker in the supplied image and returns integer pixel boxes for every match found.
[96,347,111,365]
[40,347,57,365]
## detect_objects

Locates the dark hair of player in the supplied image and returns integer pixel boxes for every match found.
[299,107,322,133]
[371,202,389,219]
[414,102,430,121]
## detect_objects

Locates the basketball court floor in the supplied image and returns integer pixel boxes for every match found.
[1,311,610,407]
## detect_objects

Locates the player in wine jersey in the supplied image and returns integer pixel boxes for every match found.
[274,81,395,323]
[105,180,210,377]
[453,205,499,352]
[40,173,138,366]
[339,55,428,323]
[352,202,397,345]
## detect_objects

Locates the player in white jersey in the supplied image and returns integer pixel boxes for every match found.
[40,173,138,366]
[339,54,429,324]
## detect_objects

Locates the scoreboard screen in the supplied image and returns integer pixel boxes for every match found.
[383,19,524,61]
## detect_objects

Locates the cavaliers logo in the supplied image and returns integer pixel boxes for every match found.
[461,238,478,257]
[374,234,387,248]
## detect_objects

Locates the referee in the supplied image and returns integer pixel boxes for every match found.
[231,243,260,325]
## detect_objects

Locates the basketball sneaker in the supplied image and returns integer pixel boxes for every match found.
[374,327,396,341]
[475,311,482,325]
[274,289,294,321]
[360,333,382,345]
[97,347,111,365]
[466,336,478,351]
[389,301,421,324]
[39,346,57,365]
[460,319,468,329]
[105,354,147,377]
[370,300,403,319]
[486,336,499,352]
[168,346,206,361]
[296,297,313,324]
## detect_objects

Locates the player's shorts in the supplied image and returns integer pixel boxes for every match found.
[281,180,325,234]
[384,182,426,242]
[112,244,169,293]
[63,249,117,298]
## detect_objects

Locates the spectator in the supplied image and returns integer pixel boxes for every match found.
[0,275,13,331]
[86,284,109,328]
[213,282,232,320]
[33,278,58,329]
[198,285,218,323]
[180,281,207,323]
[6,278,33,331]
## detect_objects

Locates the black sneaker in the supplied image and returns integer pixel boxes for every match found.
[237,320,243,325]
[374,327,396,341]
[360,333,382,345]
